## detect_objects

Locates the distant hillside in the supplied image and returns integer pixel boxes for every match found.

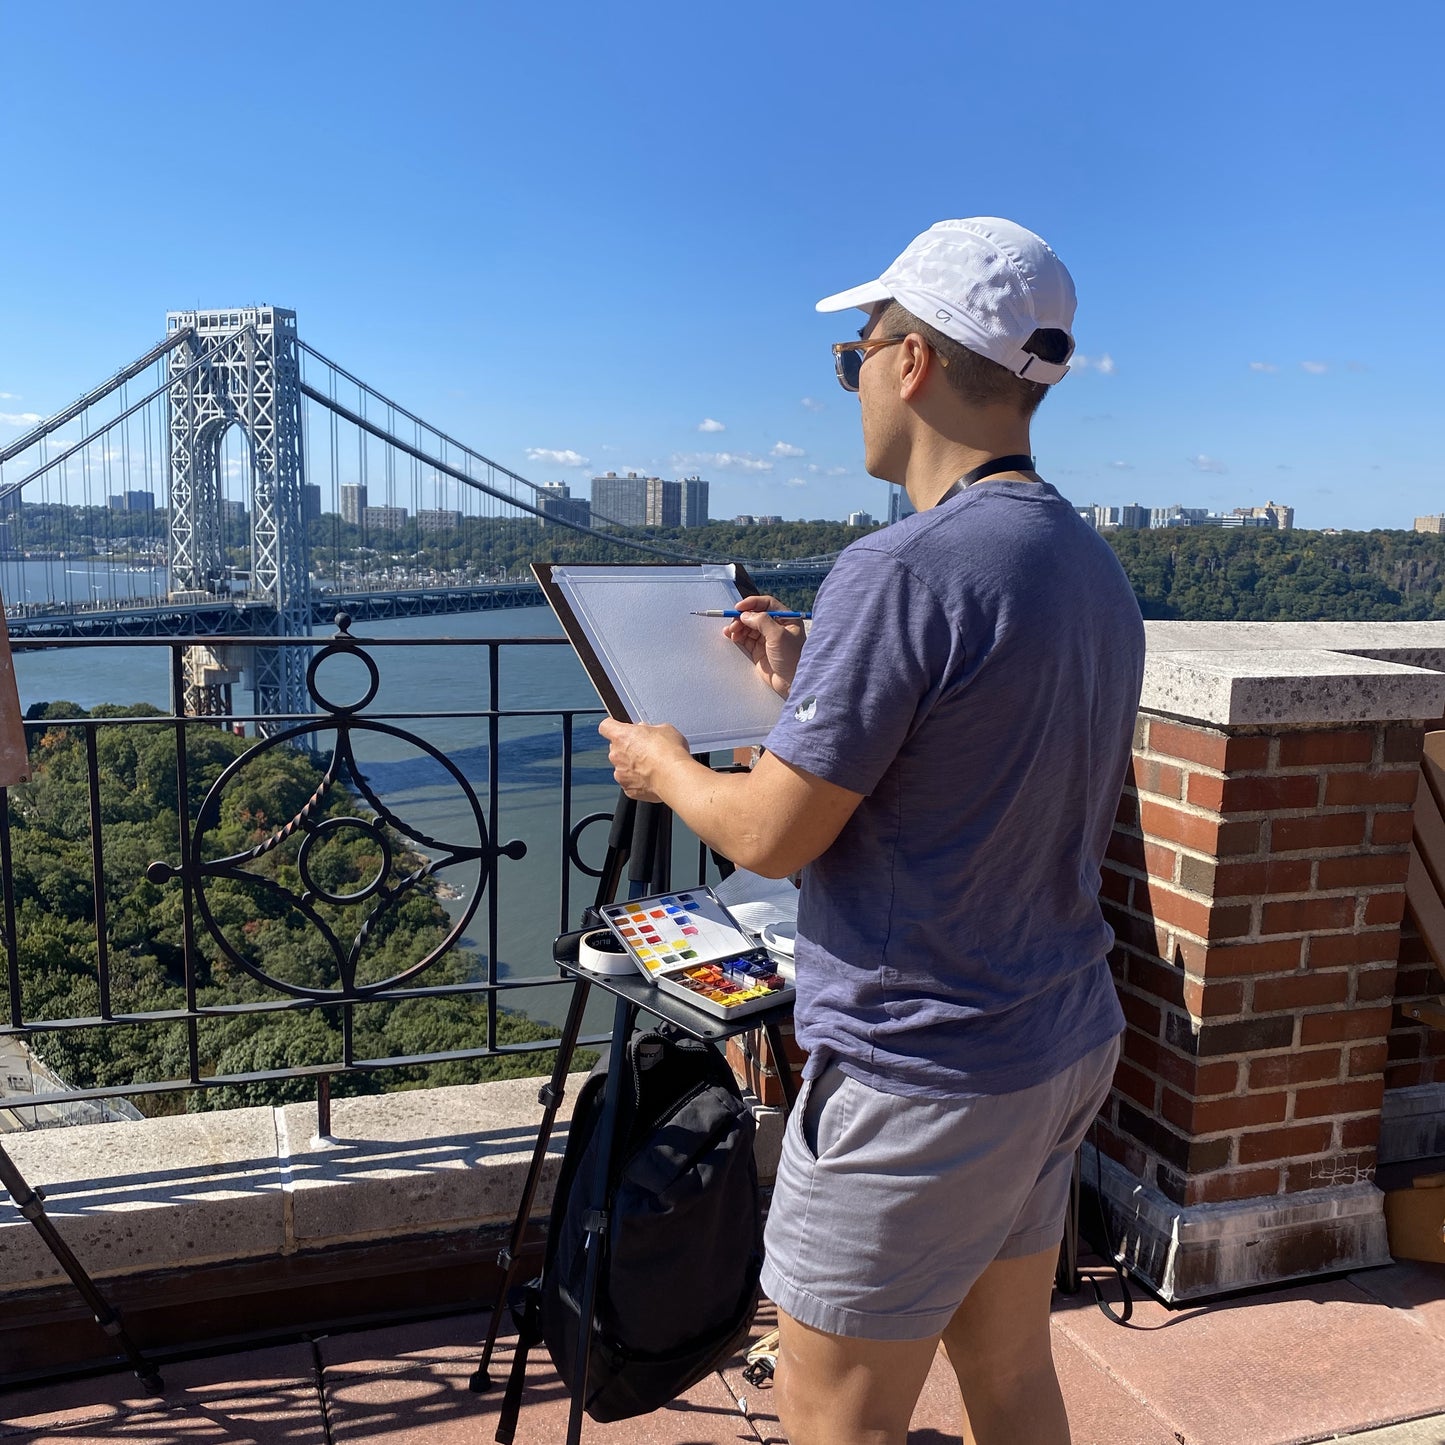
[1105,528,1445,621]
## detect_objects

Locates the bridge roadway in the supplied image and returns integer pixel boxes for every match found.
[4,567,831,641]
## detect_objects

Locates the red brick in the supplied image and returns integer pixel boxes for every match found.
[1183,976,1246,1019]
[1248,1050,1343,1089]
[1138,881,1212,937]
[1371,810,1418,846]
[1194,1059,1241,1095]
[1099,865,1132,906]
[1316,855,1411,890]
[1186,772,1227,811]
[1190,1166,1283,1204]
[1202,938,1305,976]
[1177,854,1216,894]
[1143,841,1180,883]
[1239,1123,1333,1163]
[1114,1059,1158,1111]
[1271,812,1368,852]
[1211,859,1314,898]
[1387,1061,1429,1089]
[1353,967,1399,1003]
[1348,1041,1390,1076]
[1260,896,1357,935]
[1119,991,1162,1036]
[1278,731,1376,767]
[1139,800,1219,853]
[1131,757,1185,800]
[1308,931,1402,967]
[1217,820,1265,856]
[1220,775,1322,813]
[1383,727,1425,764]
[1173,1091,1289,1135]
[1387,1029,1424,1062]
[1395,964,1440,996]
[1253,972,1352,1013]
[1339,1117,1383,1150]
[1147,719,1229,770]
[1299,1006,1395,1045]
[1127,955,1186,1007]
[1293,1079,1385,1119]
[1324,770,1423,807]
[1365,892,1407,926]
[1115,793,1140,828]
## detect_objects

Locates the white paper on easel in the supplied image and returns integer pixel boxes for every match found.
[548,564,785,752]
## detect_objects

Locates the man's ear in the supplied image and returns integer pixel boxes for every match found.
[897,334,934,401]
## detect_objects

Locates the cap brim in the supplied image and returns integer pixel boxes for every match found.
[814,279,892,314]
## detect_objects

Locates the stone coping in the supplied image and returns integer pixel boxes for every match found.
[1143,621,1445,727]
[0,1076,785,1295]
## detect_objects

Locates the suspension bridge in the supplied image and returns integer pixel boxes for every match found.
[0,307,833,720]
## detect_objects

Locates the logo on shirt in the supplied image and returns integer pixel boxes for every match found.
[793,695,818,722]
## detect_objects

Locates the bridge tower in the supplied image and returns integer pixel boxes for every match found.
[165,307,311,724]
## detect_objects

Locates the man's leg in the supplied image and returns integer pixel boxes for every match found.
[774,1308,941,1445]
[939,1246,1069,1445]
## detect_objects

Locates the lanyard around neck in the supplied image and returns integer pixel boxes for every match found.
[936,454,1036,506]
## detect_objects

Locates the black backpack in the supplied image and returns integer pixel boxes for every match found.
[498,1024,762,1435]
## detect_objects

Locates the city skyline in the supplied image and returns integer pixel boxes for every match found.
[0,2,1440,531]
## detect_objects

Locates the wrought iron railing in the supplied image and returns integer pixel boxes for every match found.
[0,618,708,1126]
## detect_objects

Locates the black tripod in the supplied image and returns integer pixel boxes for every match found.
[0,1139,163,1392]
[469,788,794,1444]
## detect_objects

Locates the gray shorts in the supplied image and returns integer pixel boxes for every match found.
[759,1034,1120,1341]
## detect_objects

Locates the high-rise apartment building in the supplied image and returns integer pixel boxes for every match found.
[107,490,156,513]
[340,484,367,526]
[680,476,709,528]
[363,505,408,532]
[302,483,322,525]
[590,471,648,529]
[847,510,874,528]
[417,509,462,531]
[1415,515,1445,535]
[645,476,681,528]
[537,482,591,529]
[888,486,916,525]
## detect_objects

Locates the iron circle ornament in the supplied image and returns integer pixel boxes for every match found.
[566,810,621,881]
[150,713,526,1002]
[305,642,380,715]
[296,815,393,905]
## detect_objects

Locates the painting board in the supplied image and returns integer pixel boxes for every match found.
[533,562,785,753]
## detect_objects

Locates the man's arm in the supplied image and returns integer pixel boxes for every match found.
[599,718,864,878]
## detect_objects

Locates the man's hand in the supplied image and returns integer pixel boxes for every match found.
[599,717,691,802]
[723,594,806,699]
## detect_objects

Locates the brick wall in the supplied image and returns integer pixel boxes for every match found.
[1099,715,1425,1209]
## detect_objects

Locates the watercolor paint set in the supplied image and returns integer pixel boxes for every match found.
[599,886,794,1020]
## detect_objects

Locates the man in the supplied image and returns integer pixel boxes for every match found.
[601,218,1145,1445]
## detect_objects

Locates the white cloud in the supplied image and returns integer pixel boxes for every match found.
[1300,360,1329,374]
[800,397,825,412]
[1249,361,1279,373]
[697,418,726,433]
[770,441,805,458]
[1111,460,1134,470]
[673,450,773,473]
[785,477,808,488]
[1072,353,1116,374]
[0,392,17,400]
[825,466,848,477]
[526,447,589,468]
[1188,454,1228,474]
[0,411,42,427]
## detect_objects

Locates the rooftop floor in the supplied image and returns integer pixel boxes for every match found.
[5,1255,1444,1445]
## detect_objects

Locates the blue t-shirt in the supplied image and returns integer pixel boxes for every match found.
[763,479,1144,1098]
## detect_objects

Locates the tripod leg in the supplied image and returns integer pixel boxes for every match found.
[471,974,592,1393]
[593,791,636,911]
[0,1143,163,1394]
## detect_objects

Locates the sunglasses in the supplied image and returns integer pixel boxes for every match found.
[831,335,949,392]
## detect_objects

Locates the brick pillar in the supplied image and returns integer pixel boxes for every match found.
[1094,714,1426,1299]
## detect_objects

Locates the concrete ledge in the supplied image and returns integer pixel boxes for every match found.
[1142,621,1445,727]
[0,1075,785,1296]
[1380,1084,1445,1165]
[1083,1144,1392,1302]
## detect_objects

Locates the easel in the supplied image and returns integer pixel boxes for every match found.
[469,790,797,1445]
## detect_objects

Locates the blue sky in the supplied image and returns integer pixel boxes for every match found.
[1,0,1441,529]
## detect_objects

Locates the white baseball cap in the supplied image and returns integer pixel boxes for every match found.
[815,218,1077,385]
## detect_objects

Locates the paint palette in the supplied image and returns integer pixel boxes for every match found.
[599,886,794,1020]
